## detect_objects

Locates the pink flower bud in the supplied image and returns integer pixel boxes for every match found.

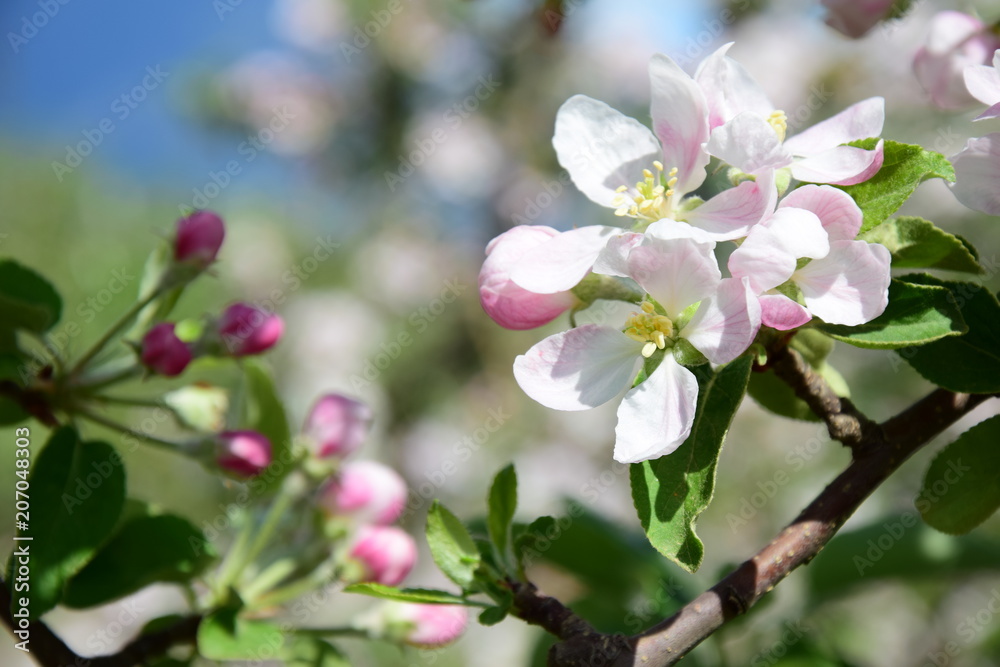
[821,0,896,39]
[140,323,192,377]
[174,211,225,266]
[349,525,417,587]
[394,604,468,648]
[320,461,407,525]
[215,430,273,477]
[914,12,1000,110]
[303,394,372,459]
[479,226,578,330]
[218,303,284,356]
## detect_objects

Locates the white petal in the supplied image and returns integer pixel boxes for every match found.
[705,113,791,174]
[553,95,661,208]
[592,232,644,278]
[511,225,618,294]
[694,43,774,129]
[790,141,884,186]
[763,207,830,259]
[644,220,718,244]
[613,355,698,463]
[513,325,642,411]
[626,237,720,318]
[682,277,761,365]
[949,134,1000,215]
[649,54,711,194]
[682,172,775,239]
[783,97,885,156]
[779,184,863,241]
[965,62,1000,107]
[794,241,891,326]
[728,226,797,294]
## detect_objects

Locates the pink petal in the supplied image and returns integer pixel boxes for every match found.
[759,294,812,330]
[682,277,761,365]
[513,325,642,411]
[682,171,775,239]
[794,240,892,326]
[949,134,1000,215]
[790,140,884,186]
[625,237,720,318]
[613,355,699,463]
[913,12,998,110]
[694,43,773,130]
[649,53,711,194]
[705,112,791,175]
[593,232,644,278]
[974,101,1000,121]
[965,56,1000,108]
[553,95,662,208]
[510,225,618,294]
[779,184,863,241]
[783,97,885,156]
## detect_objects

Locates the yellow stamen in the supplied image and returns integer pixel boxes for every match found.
[613,161,678,222]
[623,302,674,358]
[768,110,788,143]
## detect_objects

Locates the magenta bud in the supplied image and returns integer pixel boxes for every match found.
[320,461,407,525]
[218,303,284,356]
[215,430,273,478]
[348,525,417,587]
[394,603,469,648]
[140,323,192,377]
[303,394,372,459]
[479,226,578,330]
[174,211,225,267]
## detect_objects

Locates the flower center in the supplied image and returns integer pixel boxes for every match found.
[623,301,675,358]
[612,161,679,222]
[768,110,788,143]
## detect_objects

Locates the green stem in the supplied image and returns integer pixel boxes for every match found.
[72,405,182,453]
[75,364,143,393]
[69,288,164,378]
[213,513,255,599]
[251,562,339,609]
[242,558,298,601]
[233,484,298,586]
[294,626,370,639]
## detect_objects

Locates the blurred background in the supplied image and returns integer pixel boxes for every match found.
[2,0,1000,665]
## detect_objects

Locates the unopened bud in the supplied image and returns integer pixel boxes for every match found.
[140,323,192,377]
[348,525,417,587]
[303,394,372,459]
[319,461,407,525]
[217,303,284,356]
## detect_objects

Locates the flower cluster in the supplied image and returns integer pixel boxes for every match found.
[480,46,892,464]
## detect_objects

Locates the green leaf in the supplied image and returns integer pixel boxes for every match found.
[917,416,1000,535]
[197,607,285,660]
[816,278,966,349]
[479,604,509,626]
[0,352,29,425]
[0,260,62,334]
[834,139,955,233]
[343,583,483,606]
[426,501,481,589]
[631,357,752,573]
[860,216,982,273]
[63,515,216,608]
[21,427,126,618]
[898,276,1000,393]
[284,637,350,667]
[487,464,517,570]
[242,359,291,473]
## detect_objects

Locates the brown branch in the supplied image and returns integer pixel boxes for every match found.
[0,577,79,667]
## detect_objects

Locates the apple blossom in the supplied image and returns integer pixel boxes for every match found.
[382,603,468,648]
[949,134,1000,215]
[964,51,1000,120]
[140,323,192,377]
[914,12,1000,110]
[513,233,760,463]
[214,430,273,478]
[302,393,373,458]
[348,525,417,586]
[319,460,407,525]
[174,210,225,267]
[218,303,284,356]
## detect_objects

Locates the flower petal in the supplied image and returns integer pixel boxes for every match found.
[626,237,720,318]
[794,240,891,326]
[778,184,863,241]
[682,170,775,239]
[592,231,644,278]
[763,207,829,259]
[790,140,884,186]
[511,225,619,294]
[965,59,1000,108]
[783,97,885,155]
[694,43,773,130]
[513,325,642,411]
[728,227,797,294]
[974,101,1000,121]
[644,220,719,244]
[705,112,791,174]
[759,294,812,330]
[682,277,761,364]
[553,95,662,208]
[613,355,698,463]
[949,134,1000,215]
[649,54,711,195]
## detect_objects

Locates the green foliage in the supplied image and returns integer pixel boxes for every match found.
[487,464,517,571]
[242,358,292,472]
[836,139,955,233]
[20,427,126,618]
[63,515,216,608]
[479,603,509,626]
[426,501,481,590]
[917,416,1000,535]
[197,607,285,660]
[816,278,966,349]
[344,582,481,606]
[631,357,752,572]
[0,259,62,334]
[860,216,982,273]
[284,637,350,667]
[897,276,1000,393]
